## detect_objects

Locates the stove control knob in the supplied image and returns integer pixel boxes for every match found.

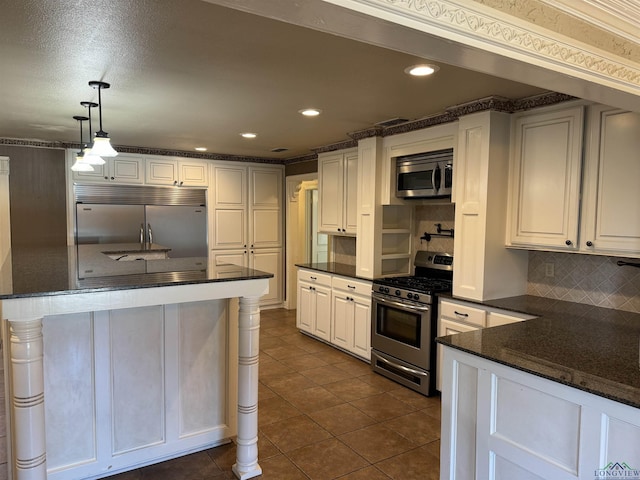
[414,294,420,301]
[378,286,385,293]
[395,289,401,296]
[407,293,413,299]
[384,287,390,294]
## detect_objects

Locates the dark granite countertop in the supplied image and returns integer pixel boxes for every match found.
[0,245,273,300]
[437,295,640,409]
[296,262,371,281]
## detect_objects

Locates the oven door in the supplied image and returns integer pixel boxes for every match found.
[371,293,432,370]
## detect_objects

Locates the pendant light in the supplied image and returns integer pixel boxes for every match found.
[70,115,94,172]
[88,80,118,157]
[80,101,105,165]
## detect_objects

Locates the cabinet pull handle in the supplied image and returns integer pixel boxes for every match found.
[454,311,469,317]
[310,276,317,280]
[347,285,356,289]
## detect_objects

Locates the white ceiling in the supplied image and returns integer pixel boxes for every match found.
[0,0,548,159]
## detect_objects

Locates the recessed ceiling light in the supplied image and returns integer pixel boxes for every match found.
[404,64,440,76]
[299,108,321,117]
[194,147,207,152]
[241,132,257,139]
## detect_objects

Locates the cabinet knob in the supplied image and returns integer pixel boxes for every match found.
[179,181,184,186]
[337,228,341,232]
[586,241,593,247]
[104,176,109,180]
[565,240,573,246]
[173,180,178,185]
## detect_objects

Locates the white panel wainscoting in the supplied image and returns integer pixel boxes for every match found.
[441,346,640,480]
[34,299,236,480]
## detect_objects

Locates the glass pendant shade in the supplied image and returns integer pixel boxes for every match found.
[90,135,118,157]
[82,146,106,165]
[71,152,94,172]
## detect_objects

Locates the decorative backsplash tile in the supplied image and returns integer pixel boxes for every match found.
[332,236,357,266]
[413,204,455,255]
[528,251,640,313]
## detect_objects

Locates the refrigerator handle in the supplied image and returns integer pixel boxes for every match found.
[139,224,145,245]
[148,223,153,245]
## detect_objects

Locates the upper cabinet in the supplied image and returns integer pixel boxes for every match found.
[210,163,283,250]
[507,103,640,257]
[507,105,584,250]
[146,158,208,187]
[318,149,358,235]
[72,154,144,184]
[580,106,640,255]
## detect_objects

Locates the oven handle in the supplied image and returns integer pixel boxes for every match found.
[373,352,429,377]
[372,293,430,312]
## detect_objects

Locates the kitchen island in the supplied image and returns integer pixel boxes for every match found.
[0,245,272,480]
[437,296,640,480]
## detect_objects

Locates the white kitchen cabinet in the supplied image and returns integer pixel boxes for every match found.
[453,111,528,301]
[330,276,372,360]
[210,163,282,250]
[507,104,584,250]
[210,163,283,306]
[297,269,332,341]
[580,106,640,255]
[318,148,358,235]
[436,298,535,391]
[73,154,144,184]
[211,247,283,307]
[145,158,208,187]
[441,346,640,480]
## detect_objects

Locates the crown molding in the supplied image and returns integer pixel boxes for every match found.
[329,0,640,92]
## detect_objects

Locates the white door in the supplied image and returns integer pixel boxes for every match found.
[251,248,282,306]
[352,297,371,360]
[318,153,343,234]
[313,285,332,341]
[331,293,351,351]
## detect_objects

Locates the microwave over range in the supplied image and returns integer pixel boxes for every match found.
[395,148,453,199]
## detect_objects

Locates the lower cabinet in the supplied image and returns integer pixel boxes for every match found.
[437,298,535,391]
[297,268,371,360]
[211,248,283,307]
[441,346,640,480]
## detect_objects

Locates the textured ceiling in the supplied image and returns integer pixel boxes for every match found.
[0,0,546,159]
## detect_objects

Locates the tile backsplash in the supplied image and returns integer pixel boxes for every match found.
[528,251,640,313]
[413,204,455,255]
[332,236,356,266]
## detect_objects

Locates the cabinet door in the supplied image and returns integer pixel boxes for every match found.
[250,248,282,306]
[437,318,480,392]
[318,153,344,234]
[146,159,178,185]
[352,296,371,360]
[343,152,358,234]
[581,107,640,254]
[314,285,332,341]
[331,293,351,351]
[111,156,144,184]
[213,209,246,249]
[249,168,282,248]
[179,161,208,187]
[212,165,246,207]
[508,107,584,249]
[297,282,314,333]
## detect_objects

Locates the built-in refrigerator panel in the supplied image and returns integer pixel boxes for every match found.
[145,205,207,258]
[76,204,144,244]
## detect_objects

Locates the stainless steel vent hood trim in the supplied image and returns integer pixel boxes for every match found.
[74,184,207,206]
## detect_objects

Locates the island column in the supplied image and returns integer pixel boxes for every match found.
[232,295,262,480]
[8,317,47,480]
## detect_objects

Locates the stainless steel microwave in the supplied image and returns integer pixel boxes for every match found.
[395,148,453,199]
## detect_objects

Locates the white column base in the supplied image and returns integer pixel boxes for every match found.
[232,295,261,480]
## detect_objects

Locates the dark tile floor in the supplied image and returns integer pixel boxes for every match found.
[105,308,441,480]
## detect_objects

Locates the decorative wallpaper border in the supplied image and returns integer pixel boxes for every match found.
[371,0,640,87]
[2,91,573,165]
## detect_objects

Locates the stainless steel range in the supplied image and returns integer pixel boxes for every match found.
[371,251,453,396]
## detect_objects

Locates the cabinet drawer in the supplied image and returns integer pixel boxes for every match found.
[332,276,372,297]
[440,300,486,327]
[298,269,332,287]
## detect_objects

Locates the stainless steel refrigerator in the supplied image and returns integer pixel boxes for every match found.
[75,184,207,258]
